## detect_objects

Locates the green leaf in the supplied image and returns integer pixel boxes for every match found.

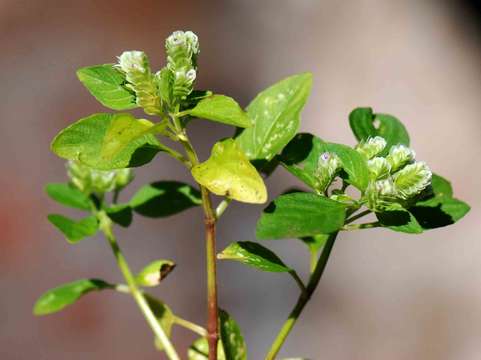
[186,95,252,128]
[280,133,370,191]
[145,295,175,352]
[130,181,202,217]
[376,204,423,234]
[256,192,346,239]
[236,73,313,161]
[51,113,161,170]
[45,183,91,210]
[192,139,267,204]
[218,241,291,272]
[33,279,111,315]
[349,107,410,155]
[428,173,453,198]
[188,337,226,360]
[219,309,247,360]
[47,214,99,243]
[77,64,137,110]
[136,259,176,287]
[106,204,132,227]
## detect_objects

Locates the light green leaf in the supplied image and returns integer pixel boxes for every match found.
[145,295,175,352]
[192,139,267,204]
[77,64,137,110]
[256,192,346,239]
[45,183,91,210]
[130,181,202,217]
[236,73,313,160]
[186,95,252,128]
[219,309,247,360]
[428,173,453,198]
[136,259,176,287]
[188,337,226,360]
[33,279,111,315]
[51,113,162,170]
[47,214,99,243]
[349,107,410,155]
[411,197,470,229]
[218,241,291,272]
[300,234,329,253]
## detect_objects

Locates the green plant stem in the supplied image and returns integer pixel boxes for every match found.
[265,232,339,360]
[98,212,179,360]
[345,209,371,224]
[172,114,219,360]
[289,270,307,293]
[309,249,318,274]
[173,315,208,337]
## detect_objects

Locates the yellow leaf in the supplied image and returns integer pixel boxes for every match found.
[191,139,267,204]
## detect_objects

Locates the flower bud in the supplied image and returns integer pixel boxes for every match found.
[117,51,162,115]
[355,136,387,159]
[135,260,176,287]
[67,161,134,195]
[367,157,391,180]
[386,144,415,172]
[315,152,340,192]
[393,161,432,200]
[365,178,397,212]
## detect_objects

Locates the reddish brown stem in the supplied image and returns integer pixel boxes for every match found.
[205,216,218,360]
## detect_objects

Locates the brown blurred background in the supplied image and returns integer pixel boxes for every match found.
[1,1,480,359]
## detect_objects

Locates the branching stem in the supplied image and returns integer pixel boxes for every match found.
[264,232,339,360]
[97,211,179,360]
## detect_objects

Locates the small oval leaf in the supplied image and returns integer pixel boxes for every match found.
[77,64,137,110]
[186,95,252,128]
[33,279,111,315]
[47,214,99,243]
[192,139,267,204]
[136,259,176,287]
[45,183,91,210]
[218,241,291,272]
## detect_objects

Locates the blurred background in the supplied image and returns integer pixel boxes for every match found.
[1,0,480,359]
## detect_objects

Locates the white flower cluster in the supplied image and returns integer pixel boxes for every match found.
[314,152,341,193]
[356,138,432,211]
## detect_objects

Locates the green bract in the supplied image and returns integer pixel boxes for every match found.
[39,30,471,360]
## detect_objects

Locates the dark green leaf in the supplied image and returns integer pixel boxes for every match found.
[45,183,91,210]
[236,73,313,161]
[349,107,410,155]
[130,181,202,218]
[106,204,132,227]
[186,95,252,128]
[280,133,370,191]
[33,279,111,315]
[51,113,162,170]
[219,309,247,360]
[218,241,291,272]
[47,214,99,243]
[256,193,346,239]
[376,204,423,234]
[410,197,470,229]
[77,64,137,110]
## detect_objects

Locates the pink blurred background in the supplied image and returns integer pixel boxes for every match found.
[1,1,480,359]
